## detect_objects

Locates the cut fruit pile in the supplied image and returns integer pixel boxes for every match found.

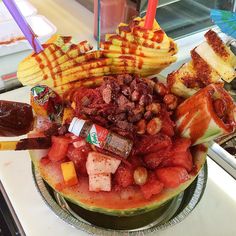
[28,74,214,216]
[101,17,177,76]
[167,30,236,98]
[31,130,207,216]
[27,72,235,216]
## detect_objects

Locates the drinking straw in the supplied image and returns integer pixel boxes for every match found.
[2,0,43,53]
[144,0,159,30]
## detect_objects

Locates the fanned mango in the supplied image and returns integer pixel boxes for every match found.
[18,37,93,80]
[21,57,112,84]
[103,36,175,54]
[17,16,178,95]
[54,76,104,95]
[101,16,177,76]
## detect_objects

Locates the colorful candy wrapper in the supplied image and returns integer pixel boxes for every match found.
[30,85,64,123]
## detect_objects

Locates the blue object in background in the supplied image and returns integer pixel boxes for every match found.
[210,9,236,39]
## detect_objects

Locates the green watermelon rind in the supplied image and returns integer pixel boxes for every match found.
[29,144,208,217]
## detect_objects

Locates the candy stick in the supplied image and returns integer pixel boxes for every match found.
[2,0,43,53]
[0,137,51,151]
[144,0,159,30]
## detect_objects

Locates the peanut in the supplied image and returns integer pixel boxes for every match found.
[133,167,148,185]
[146,118,162,135]
[131,90,140,102]
[163,94,178,110]
[154,83,168,96]
[146,103,161,114]
[136,119,146,134]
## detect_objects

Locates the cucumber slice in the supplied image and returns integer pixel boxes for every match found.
[176,84,235,145]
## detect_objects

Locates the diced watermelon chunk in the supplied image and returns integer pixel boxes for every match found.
[173,138,191,153]
[67,144,91,176]
[160,112,175,137]
[48,136,70,162]
[140,173,164,199]
[86,152,121,175]
[114,165,134,188]
[72,139,87,148]
[161,138,193,172]
[155,167,189,188]
[128,155,144,169]
[89,173,111,192]
[161,150,193,172]
[143,152,164,169]
[135,133,172,154]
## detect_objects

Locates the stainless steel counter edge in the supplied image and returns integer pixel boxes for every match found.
[208,141,236,179]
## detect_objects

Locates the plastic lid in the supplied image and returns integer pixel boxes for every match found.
[68,117,86,136]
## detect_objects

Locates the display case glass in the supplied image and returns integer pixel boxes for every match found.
[139,0,236,39]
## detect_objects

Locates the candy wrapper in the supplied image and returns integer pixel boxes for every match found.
[30,85,64,124]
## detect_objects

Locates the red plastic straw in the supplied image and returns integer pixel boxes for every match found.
[144,0,159,30]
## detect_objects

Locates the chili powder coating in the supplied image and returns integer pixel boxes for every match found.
[0,100,34,136]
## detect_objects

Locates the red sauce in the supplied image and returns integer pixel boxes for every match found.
[205,30,229,59]
[132,27,164,43]
[48,45,57,61]
[62,36,72,44]
[121,46,126,54]
[191,49,211,86]
[43,75,48,80]
[166,72,176,89]
[138,58,144,69]
[0,36,25,45]
[118,25,131,34]
[0,100,33,136]
[176,88,212,144]
[152,30,164,43]
[176,84,235,144]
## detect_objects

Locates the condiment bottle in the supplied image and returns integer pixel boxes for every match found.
[69,117,133,158]
[0,100,34,136]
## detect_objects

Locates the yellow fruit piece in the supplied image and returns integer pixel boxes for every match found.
[30,96,47,117]
[18,44,97,82]
[53,76,104,95]
[62,107,75,125]
[61,161,79,187]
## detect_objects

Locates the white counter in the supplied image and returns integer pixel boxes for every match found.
[0,0,236,235]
